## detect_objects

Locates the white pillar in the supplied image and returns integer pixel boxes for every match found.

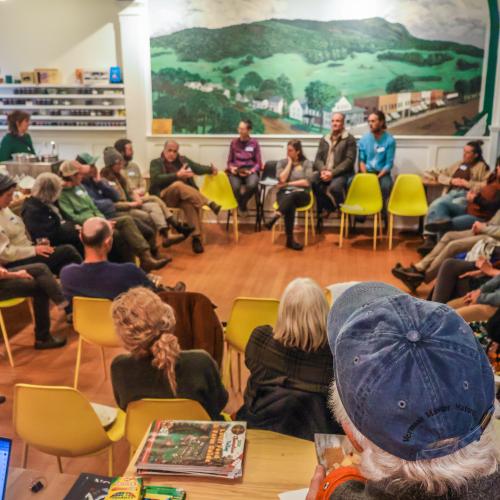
[117,0,151,171]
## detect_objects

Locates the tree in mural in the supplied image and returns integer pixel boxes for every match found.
[276,74,294,104]
[305,80,338,130]
[386,74,414,94]
[239,71,263,94]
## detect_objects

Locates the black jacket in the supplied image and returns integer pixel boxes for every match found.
[21,196,81,250]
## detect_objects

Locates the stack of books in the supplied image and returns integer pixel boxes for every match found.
[135,420,247,479]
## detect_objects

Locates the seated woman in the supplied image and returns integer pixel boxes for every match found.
[0,173,82,276]
[424,156,500,235]
[265,140,314,251]
[0,263,67,349]
[21,173,83,255]
[110,287,228,419]
[237,278,341,440]
[0,110,36,162]
[432,256,500,323]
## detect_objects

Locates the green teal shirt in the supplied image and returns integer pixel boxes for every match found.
[0,133,36,162]
[58,185,103,225]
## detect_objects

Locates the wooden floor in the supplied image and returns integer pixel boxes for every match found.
[0,220,431,478]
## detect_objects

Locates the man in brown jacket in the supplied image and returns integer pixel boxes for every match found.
[312,113,357,215]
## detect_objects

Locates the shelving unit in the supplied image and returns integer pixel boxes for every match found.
[0,84,126,131]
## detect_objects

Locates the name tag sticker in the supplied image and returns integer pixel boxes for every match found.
[245,146,254,152]
[76,189,86,197]
[376,146,385,153]
[459,165,468,171]
[128,171,136,176]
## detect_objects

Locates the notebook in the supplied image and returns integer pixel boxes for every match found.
[0,438,12,500]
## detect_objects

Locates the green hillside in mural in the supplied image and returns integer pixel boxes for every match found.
[150,17,484,135]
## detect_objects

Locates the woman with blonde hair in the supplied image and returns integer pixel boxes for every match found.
[237,277,340,440]
[110,287,228,418]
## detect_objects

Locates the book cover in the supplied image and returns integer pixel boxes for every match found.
[136,420,246,479]
[63,473,112,500]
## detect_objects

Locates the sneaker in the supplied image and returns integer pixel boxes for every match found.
[192,236,204,254]
[35,335,67,350]
[162,233,187,248]
[424,219,452,233]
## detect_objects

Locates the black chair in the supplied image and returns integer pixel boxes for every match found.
[255,161,277,231]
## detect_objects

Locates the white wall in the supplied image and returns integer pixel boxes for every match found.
[0,0,123,83]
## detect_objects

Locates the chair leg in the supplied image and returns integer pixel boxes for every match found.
[0,311,14,368]
[373,213,378,250]
[379,213,383,238]
[101,347,107,381]
[22,443,28,468]
[388,214,394,250]
[304,209,309,246]
[108,446,114,476]
[236,351,242,394]
[310,209,316,238]
[339,212,344,248]
[73,336,83,389]
[233,209,239,242]
[56,456,63,473]
[345,215,349,238]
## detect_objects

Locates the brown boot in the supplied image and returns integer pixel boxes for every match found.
[139,250,172,272]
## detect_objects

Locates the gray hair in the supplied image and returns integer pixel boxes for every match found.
[31,172,62,204]
[273,277,329,352]
[329,381,500,496]
[163,140,179,149]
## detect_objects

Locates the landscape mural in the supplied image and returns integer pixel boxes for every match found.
[148,0,489,135]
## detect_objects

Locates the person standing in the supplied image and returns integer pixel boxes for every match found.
[226,119,262,215]
[358,111,396,225]
[0,110,36,162]
[312,113,357,216]
[265,140,313,251]
[149,140,220,254]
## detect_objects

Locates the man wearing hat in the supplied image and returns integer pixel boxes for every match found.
[57,160,169,272]
[307,282,499,499]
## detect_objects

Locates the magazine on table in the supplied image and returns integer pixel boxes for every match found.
[135,420,247,479]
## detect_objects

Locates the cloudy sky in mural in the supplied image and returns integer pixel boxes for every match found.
[149,0,487,48]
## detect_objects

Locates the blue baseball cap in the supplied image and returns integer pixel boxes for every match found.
[327,282,495,462]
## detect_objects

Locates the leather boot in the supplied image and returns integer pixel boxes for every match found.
[139,250,172,272]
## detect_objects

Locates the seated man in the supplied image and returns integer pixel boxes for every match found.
[100,147,191,248]
[149,140,220,254]
[393,212,500,292]
[418,140,490,255]
[313,113,357,215]
[58,160,169,272]
[61,217,154,303]
[306,282,498,499]
[113,138,147,193]
[226,119,262,215]
[358,111,396,224]
[0,263,67,349]
[0,173,82,275]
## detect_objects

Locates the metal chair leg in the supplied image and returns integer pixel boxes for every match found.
[339,212,344,248]
[0,311,14,367]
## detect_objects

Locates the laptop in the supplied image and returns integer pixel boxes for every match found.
[0,438,12,500]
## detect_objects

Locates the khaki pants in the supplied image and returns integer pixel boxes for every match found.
[447,296,497,322]
[415,229,482,282]
[161,181,208,237]
[113,215,150,257]
[141,194,172,231]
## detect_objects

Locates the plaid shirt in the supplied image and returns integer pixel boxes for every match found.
[244,325,334,398]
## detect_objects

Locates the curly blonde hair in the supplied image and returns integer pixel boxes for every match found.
[112,287,180,394]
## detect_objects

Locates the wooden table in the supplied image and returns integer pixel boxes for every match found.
[6,467,77,499]
[126,429,316,499]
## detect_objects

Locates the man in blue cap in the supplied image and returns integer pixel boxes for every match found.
[307,282,499,499]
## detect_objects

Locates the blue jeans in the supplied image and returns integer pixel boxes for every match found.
[425,189,467,236]
[427,193,480,232]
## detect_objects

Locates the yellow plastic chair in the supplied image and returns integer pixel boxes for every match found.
[339,173,383,250]
[0,297,33,367]
[224,297,280,393]
[13,383,125,475]
[200,171,239,242]
[271,191,316,246]
[125,398,210,456]
[324,288,333,306]
[73,297,121,389]
[387,174,429,250]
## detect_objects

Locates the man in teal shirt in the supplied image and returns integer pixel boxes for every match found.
[358,111,396,225]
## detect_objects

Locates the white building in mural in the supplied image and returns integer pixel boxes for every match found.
[397,92,412,118]
[251,98,269,110]
[267,96,284,115]
[184,81,230,98]
[322,97,365,129]
[289,99,304,121]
